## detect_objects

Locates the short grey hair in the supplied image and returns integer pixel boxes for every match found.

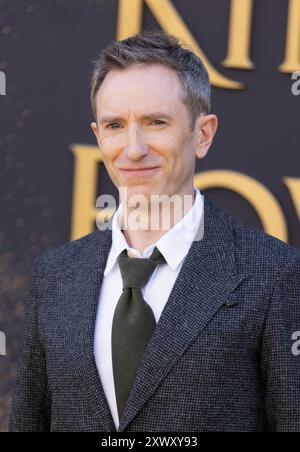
[90,28,211,130]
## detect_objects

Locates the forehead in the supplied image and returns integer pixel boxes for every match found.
[96,63,186,117]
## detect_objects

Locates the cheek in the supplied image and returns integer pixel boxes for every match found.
[151,133,184,163]
[169,146,195,181]
[99,154,118,184]
[165,141,187,168]
[100,144,120,167]
[99,132,122,152]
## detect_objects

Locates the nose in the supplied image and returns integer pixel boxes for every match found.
[124,124,149,161]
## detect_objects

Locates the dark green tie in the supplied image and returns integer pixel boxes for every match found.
[112,246,166,419]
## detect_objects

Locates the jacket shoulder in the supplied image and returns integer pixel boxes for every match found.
[32,229,107,276]
[228,212,300,271]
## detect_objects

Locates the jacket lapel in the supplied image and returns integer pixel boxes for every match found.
[61,223,115,432]
[117,195,247,432]
[61,194,247,433]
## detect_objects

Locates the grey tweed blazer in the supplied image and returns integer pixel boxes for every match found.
[9,194,300,432]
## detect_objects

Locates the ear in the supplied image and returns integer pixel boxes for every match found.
[90,121,99,140]
[195,114,218,159]
[90,121,103,149]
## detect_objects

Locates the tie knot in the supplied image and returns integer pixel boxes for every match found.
[117,246,166,290]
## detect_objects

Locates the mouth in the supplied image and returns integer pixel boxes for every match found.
[119,167,160,177]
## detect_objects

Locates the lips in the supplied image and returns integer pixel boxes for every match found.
[119,167,160,177]
[120,167,159,171]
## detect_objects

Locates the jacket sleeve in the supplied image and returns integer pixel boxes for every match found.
[261,256,300,432]
[9,256,51,432]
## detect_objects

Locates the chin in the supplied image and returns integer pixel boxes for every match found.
[123,185,160,203]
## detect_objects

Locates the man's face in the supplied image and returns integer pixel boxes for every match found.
[91,63,216,203]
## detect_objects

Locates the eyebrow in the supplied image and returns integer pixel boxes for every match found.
[99,112,174,125]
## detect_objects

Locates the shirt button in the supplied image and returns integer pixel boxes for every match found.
[127,248,141,258]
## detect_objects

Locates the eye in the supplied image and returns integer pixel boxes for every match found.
[151,119,166,126]
[106,122,122,130]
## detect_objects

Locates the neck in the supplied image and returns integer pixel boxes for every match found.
[120,188,196,255]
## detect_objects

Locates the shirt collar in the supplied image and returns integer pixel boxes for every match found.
[104,188,204,275]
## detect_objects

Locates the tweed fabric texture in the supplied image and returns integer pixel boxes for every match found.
[9,194,300,432]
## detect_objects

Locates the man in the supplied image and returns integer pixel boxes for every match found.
[10,29,300,432]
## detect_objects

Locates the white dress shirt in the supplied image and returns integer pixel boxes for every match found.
[94,188,204,429]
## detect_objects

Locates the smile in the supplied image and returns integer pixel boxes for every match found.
[119,167,160,177]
